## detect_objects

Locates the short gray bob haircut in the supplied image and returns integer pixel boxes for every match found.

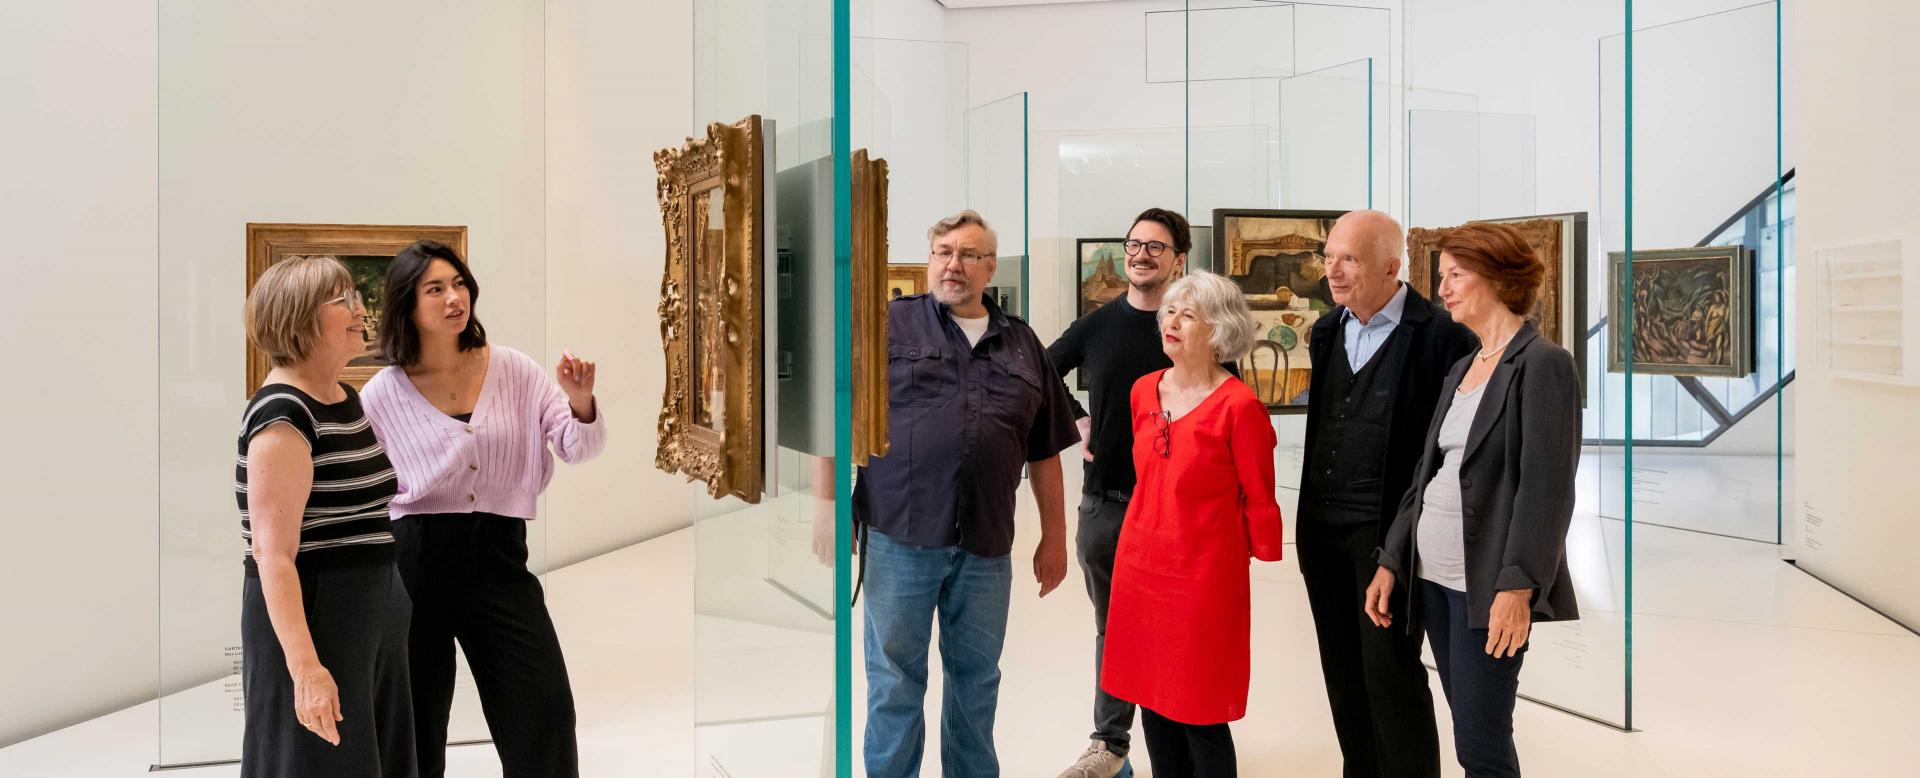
[1158,271,1258,363]
[927,209,999,256]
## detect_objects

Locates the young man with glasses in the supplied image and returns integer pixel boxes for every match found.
[855,210,1080,778]
[1046,207,1237,778]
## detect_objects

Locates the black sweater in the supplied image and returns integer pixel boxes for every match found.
[1046,295,1238,496]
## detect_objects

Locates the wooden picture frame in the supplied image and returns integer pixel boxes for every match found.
[245,223,468,396]
[851,149,890,467]
[1608,245,1756,377]
[1212,208,1350,413]
[885,265,926,300]
[1408,212,1589,386]
[654,115,767,503]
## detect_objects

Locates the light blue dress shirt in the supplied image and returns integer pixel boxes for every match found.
[1342,282,1410,371]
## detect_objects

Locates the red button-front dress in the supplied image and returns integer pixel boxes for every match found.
[1100,369,1285,725]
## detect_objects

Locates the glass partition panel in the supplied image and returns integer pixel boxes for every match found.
[692,1,840,774]
[969,93,1030,317]
[156,1,545,766]
[1277,58,1380,211]
[1407,110,1539,228]
[1404,0,1634,730]
[1604,1,1788,545]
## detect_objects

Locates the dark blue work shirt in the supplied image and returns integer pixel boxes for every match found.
[853,293,1080,558]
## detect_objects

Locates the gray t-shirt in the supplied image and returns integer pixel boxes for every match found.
[1416,381,1486,592]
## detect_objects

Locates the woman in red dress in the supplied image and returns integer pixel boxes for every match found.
[1100,271,1285,777]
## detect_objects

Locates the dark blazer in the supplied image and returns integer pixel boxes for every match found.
[1378,322,1583,630]
[1298,284,1478,543]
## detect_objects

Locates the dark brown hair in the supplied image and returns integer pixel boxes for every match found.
[1129,207,1192,255]
[378,240,487,367]
[1436,222,1544,315]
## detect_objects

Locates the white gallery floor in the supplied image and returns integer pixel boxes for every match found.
[5,448,1917,776]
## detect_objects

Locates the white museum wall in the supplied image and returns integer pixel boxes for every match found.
[156,0,548,701]
[1791,0,1920,629]
[543,0,698,569]
[0,0,702,748]
[0,0,159,748]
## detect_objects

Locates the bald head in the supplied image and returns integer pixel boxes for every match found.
[1323,209,1406,320]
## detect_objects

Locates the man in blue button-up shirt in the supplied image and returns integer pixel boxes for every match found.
[854,210,1080,778]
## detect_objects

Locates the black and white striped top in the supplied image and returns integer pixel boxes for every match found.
[236,383,398,574]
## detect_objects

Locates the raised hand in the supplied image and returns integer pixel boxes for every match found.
[556,349,598,421]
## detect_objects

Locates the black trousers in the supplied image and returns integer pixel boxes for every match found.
[241,563,417,778]
[1139,707,1235,778]
[1297,519,1441,778]
[1077,492,1138,756]
[393,514,578,778]
[1421,580,1525,778]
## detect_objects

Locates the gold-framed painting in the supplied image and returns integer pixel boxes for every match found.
[851,149,890,467]
[1408,211,1589,383]
[245,223,468,396]
[1212,208,1349,413]
[885,265,925,300]
[654,115,766,503]
[1607,245,1756,377]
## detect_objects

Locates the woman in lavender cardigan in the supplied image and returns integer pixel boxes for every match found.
[360,240,606,778]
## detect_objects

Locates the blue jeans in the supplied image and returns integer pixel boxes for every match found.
[1420,580,1525,778]
[862,529,1013,778]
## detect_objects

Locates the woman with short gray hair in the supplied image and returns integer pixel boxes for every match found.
[1098,271,1284,777]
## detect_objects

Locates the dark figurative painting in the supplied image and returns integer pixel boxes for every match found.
[1608,245,1756,377]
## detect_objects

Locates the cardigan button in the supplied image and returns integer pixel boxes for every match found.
[468,494,476,502]
[470,463,479,471]
[464,427,474,434]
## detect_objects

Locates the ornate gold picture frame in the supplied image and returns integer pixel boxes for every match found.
[245,223,468,396]
[1408,213,1588,380]
[851,149,890,467]
[654,115,766,503]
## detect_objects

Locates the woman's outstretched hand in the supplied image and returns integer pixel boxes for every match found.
[556,349,598,421]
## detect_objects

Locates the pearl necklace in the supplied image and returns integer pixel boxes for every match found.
[1477,330,1517,362]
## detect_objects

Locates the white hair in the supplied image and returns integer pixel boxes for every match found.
[1158,271,1258,363]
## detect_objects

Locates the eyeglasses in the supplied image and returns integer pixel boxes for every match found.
[1150,410,1172,459]
[930,248,991,266]
[1124,239,1172,258]
[327,288,366,313]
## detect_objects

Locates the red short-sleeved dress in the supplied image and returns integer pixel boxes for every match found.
[1099,369,1285,725]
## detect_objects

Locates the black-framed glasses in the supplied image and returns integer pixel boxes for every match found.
[1124,239,1171,258]
[1150,410,1172,459]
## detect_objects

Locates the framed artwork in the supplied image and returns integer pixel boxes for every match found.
[1409,212,1589,383]
[244,223,468,396]
[654,114,767,503]
[886,265,926,301]
[1607,245,1756,377]
[1076,238,1129,319]
[1212,208,1349,412]
[1071,238,1128,390]
[851,149,890,467]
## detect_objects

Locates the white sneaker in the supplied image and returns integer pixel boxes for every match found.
[1058,740,1127,778]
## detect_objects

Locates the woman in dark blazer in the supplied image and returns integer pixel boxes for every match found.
[1362,222,1581,778]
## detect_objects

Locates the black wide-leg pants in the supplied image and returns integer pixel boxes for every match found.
[241,563,417,778]
[393,514,578,778]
